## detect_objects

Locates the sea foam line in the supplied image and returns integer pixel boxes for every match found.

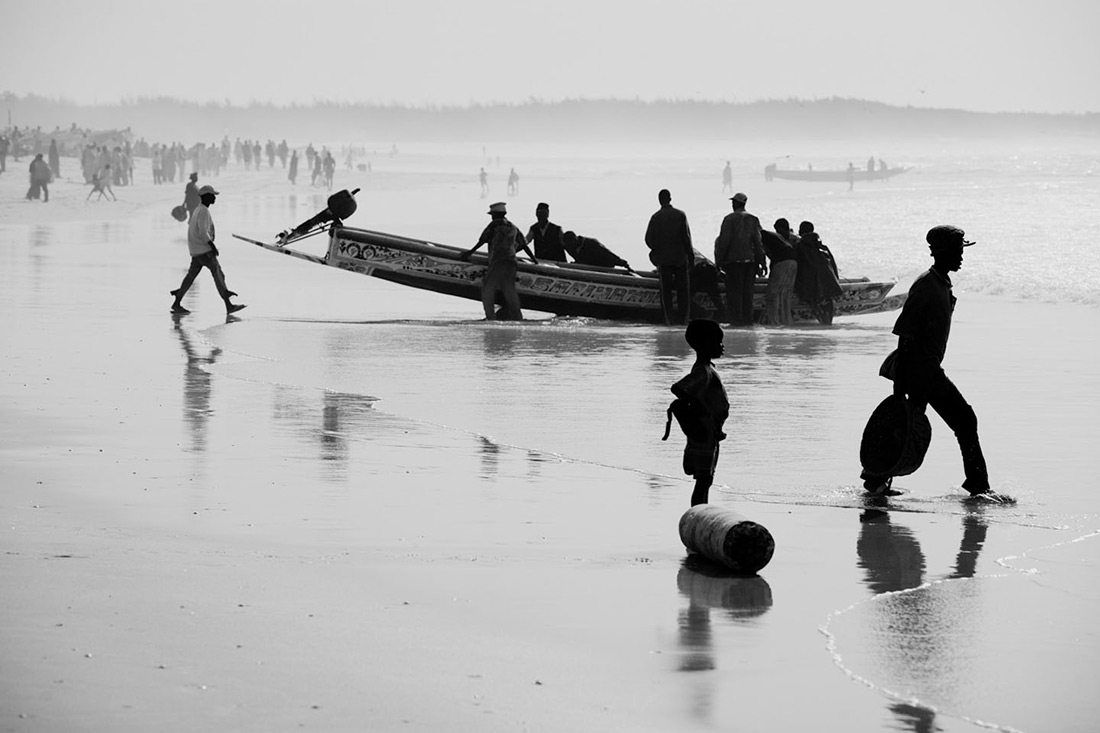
[821,526,1100,733]
[819,575,1023,733]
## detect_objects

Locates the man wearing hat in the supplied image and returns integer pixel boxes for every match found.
[461,202,538,320]
[862,225,995,498]
[714,192,767,326]
[170,185,245,315]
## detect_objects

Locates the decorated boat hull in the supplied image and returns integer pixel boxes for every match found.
[234,226,906,323]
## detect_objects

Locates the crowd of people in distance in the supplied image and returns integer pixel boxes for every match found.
[2,121,358,205]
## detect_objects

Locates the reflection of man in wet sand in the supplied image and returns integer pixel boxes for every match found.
[856,509,989,731]
[173,318,220,453]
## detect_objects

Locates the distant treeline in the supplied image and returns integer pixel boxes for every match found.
[3,93,1098,144]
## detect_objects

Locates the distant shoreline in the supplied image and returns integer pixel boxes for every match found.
[4,93,1099,144]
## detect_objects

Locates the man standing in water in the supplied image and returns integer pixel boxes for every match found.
[862,225,999,500]
[170,185,246,316]
[461,201,538,320]
[714,192,766,327]
[645,189,694,325]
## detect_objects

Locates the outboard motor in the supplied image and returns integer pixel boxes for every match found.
[326,188,358,222]
[277,188,360,243]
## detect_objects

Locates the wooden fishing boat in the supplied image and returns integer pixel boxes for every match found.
[234,223,906,324]
[764,165,910,183]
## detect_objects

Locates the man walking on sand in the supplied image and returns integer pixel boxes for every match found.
[170,185,246,316]
[862,225,1005,502]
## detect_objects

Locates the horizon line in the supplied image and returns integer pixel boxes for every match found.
[3,92,1098,118]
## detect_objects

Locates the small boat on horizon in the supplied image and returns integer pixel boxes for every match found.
[765,163,911,183]
[233,193,907,324]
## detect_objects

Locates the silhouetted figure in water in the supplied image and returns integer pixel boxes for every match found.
[793,221,841,324]
[170,185,245,316]
[461,201,538,321]
[714,192,766,327]
[722,161,732,193]
[478,167,488,198]
[862,226,998,500]
[762,219,799,325]
[288,150,299,184]
[525,202,568,262]
[645,188,694,325]
[670,319,729,506]
[846,162,856,191]
[507,167,519,195]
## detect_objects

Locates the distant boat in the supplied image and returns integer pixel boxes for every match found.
[233,193,906,324]
[765,164,910,183]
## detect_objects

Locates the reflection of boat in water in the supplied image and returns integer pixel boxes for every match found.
[765,164,910,183]
[234,191,906,324]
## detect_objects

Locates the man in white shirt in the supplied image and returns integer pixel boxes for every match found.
[170,185,245,315]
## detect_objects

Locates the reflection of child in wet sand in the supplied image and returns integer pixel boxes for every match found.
[671,320,729,506]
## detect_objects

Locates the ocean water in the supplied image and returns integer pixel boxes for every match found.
[3,137,1099,731]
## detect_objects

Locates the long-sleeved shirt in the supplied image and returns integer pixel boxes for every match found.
[893,267,956,368]
[645,204,693,267]
[187,204,215,257]
[714,210,764,266]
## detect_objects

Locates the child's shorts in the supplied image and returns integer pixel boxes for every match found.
[683,440,719,479]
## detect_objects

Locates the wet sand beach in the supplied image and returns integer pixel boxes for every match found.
[2,148,1099,732]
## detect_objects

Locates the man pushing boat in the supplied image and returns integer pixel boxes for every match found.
[461,202,539,320]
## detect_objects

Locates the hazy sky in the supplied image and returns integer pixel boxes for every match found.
[4,0,1098,113]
